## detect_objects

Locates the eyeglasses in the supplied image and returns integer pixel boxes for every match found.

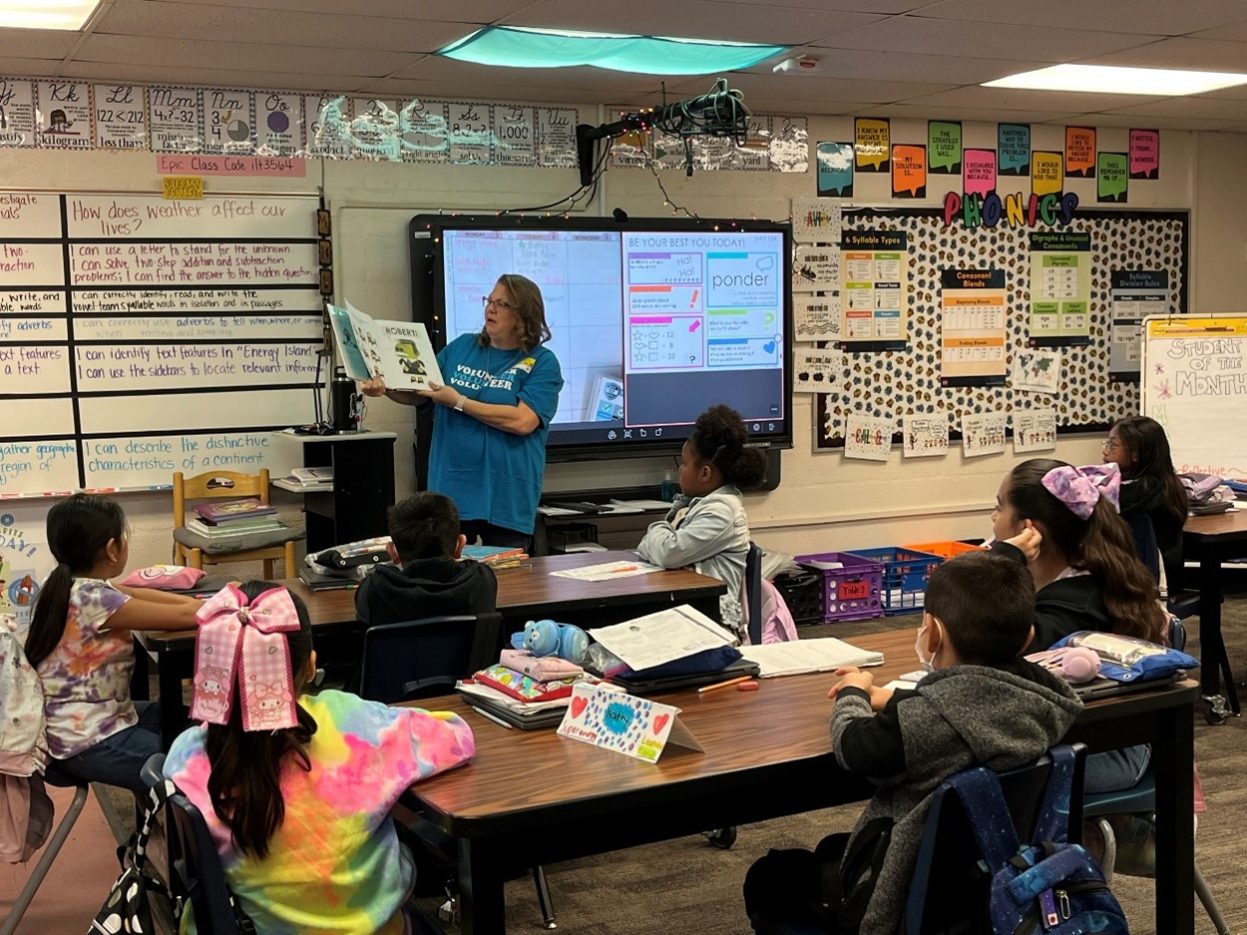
[481,296,516,311]
[672,455,684,469]
[1102,439,1122,452]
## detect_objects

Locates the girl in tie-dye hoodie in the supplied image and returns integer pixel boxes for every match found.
[163,580,475,934]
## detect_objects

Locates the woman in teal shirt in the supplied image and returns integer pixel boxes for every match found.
[361,274,563,548]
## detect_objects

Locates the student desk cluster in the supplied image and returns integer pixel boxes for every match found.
[139,550,724,744]
[404,628,1199,935]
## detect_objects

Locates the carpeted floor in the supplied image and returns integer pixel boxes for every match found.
[97,598,1247,935]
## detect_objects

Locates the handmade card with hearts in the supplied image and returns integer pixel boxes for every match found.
[557,683,703,763]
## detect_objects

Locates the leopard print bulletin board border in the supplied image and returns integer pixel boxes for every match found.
[813,207,1188,451]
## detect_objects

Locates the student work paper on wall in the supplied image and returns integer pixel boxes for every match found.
[961,412,1007,458]
[1013,408,1057,452]
[792,244,839,293]
[1110,271,1168,379]
[840,230,907,344]
[903,412,949,458]
[793,347,845,394]
[791,199,841,244]
[1029,231,1091,345]
[793,293,840,342]
[844,414,894,461]
[939,269,1006,386]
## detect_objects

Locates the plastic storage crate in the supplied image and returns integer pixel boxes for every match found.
[901,540,982,560]
[794,551,884,622]
[772,569,824,625]
[846,547,942,615]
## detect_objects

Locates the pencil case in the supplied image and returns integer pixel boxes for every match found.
[473,664,577,703]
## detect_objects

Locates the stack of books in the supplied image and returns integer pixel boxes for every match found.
[461,544,529,567]
[186,498,286,538]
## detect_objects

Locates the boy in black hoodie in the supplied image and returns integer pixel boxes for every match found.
[355,492,498,626]
[744,551,1082,935]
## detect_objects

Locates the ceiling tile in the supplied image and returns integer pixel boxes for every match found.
[919,0,1247,37]
[0,28,79,59]
[1189,21,1247,43]
[0,59,65,77]
[1066,111,1238,130]
[93,1,473,53]
[666,72,957,104]
[58,61,377,92]
[716,0,936,10]
[75,33,421,77]
[499,0,885,46]
[1098,96,1247,121]
[784,48,1049,85]
[870,102,1079,124]
[819,16,1158,62]
[900,85,1170,113]
[150,0,532,22]
[1086,37,1247,72]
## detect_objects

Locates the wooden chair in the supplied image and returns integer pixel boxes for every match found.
[172,469,303,580]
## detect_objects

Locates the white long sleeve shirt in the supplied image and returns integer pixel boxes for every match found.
[636,484,750,636]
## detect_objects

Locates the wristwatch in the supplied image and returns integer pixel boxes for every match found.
[454,395,466,412]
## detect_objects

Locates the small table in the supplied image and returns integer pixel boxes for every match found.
[141,550,725,744]
[404,628,1198,935]
[1182,510,1247,718]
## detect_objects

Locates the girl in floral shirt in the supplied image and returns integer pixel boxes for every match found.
[25,494,202,792]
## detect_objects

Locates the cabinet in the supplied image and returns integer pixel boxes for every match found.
[273,431,396,552]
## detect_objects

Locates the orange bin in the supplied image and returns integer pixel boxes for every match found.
[900,540,984,560]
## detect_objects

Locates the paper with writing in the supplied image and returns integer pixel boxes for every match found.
[590,605,735,672]
[557,683,702,763]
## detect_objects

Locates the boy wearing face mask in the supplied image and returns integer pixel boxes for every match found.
[743,551,1083,935]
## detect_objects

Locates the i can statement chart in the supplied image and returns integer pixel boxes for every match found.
[0,190,321,496]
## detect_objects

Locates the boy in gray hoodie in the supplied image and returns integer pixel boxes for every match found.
[744,550,1083,935]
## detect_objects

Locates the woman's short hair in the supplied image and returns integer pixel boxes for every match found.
[482,274,551,351]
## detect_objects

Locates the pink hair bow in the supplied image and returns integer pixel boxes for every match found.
[190,584,300,732]
[1041,463,1122,520]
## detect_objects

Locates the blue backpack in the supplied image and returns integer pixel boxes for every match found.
[949,746,1130,935]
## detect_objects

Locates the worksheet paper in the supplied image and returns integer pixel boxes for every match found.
[549,560,662,582]
[590,605,735,671]
[740,638,884,678]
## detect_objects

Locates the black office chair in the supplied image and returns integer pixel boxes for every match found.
[903,744,1087,935]
[358,613,501,704]
[744,541,765,646]
[140,754,250,935]
[358,613,556,930]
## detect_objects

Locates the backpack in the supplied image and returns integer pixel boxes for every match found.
[948,746,1130,935]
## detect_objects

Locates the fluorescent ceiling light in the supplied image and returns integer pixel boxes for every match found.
[440,26,786,76]
[0,0,100,30]
[984,64,1247,95]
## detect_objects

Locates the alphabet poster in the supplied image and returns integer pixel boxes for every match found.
[1013,408,1057,452]
[961,411,1007,458]
[903,413,949,458]
[844,414,895,461]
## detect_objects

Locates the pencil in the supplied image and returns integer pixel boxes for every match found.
[698,675,752,694]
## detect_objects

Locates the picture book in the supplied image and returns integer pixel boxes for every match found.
[327,301,443,391]
[192,499,277,522]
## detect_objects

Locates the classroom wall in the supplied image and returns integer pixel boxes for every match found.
[3,114,1241,569]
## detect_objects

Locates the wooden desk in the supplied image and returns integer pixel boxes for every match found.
[1183,510,1247,717]
[141,550,725,744]
[405,628,1197,935]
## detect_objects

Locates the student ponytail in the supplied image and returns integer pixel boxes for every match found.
[25,494,127,668]
[203,581,318,860]
[689,405,768,489]
[1007,459,1166,643]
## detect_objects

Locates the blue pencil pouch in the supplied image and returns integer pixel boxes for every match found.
[1051,630,1199,683]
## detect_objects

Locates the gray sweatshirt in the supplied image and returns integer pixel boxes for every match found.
[832,662,1083,934]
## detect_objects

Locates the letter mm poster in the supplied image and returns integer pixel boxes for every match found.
[839,230,908,346]
[939,268,1007,386]
[1028,231,1091,346]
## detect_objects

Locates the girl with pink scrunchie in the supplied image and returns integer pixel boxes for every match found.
[990,458,1169,798]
